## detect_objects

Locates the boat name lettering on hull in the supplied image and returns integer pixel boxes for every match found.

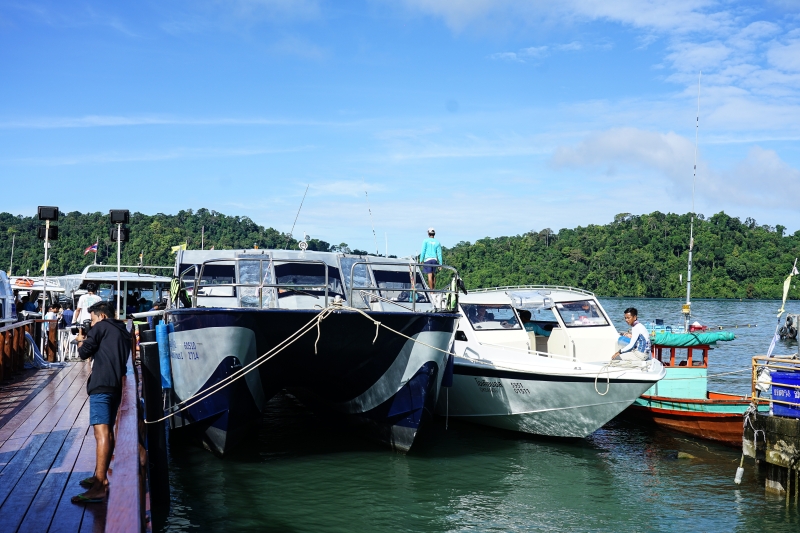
[474,378,503,393]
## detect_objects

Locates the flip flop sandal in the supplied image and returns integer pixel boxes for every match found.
[71,493,104,504]
[79,477,95,488]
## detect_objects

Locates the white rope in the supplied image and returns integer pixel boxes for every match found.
[594,359,649,396]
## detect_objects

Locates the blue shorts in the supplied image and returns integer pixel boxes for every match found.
[89,392,121,426]
[422,258,439,274]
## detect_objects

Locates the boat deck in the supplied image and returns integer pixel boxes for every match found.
[0,361,144,533]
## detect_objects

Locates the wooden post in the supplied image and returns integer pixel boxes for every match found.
[0,331,7,381]
[6,329,15,374]
[47,321,57,362]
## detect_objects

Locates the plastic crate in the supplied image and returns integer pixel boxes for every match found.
[772,371,800,418]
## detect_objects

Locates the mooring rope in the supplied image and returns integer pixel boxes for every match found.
[144,302,460,424]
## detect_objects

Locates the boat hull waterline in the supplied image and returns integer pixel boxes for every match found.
[437,361,664,437]
[166,307,458,455]
[628,391,753,446]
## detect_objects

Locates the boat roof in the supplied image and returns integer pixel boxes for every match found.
[176,248,419,272]
[9,277,65,292]
[462,285,596,307]
[79,264,172,283]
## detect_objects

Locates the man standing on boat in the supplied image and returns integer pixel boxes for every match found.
[74,282,101,326]
[613,307,651,361]
[420,227,442,289]
[71,301,131,504]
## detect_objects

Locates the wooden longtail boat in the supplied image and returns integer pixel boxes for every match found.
[625,344,755,446]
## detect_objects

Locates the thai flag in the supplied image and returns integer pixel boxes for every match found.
[83,241,98,256]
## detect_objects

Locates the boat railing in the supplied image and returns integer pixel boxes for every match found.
[751,355,800,411]
[83,263,174,277]
[180,258,331,308]
[469,284,596,297]
[475,340,576,362]
[348,261,461,312]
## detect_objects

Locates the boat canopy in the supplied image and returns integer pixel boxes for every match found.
[653,331,735,347]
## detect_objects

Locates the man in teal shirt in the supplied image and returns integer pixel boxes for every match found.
[420,227,442,288]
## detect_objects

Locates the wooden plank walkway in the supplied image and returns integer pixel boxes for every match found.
[0,360,145,533]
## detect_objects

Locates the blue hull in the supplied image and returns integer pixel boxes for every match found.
[166,308,458,455]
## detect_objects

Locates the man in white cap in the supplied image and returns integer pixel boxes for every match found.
[420,227,442,289]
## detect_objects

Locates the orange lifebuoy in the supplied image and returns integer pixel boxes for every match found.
[17,278,34,287]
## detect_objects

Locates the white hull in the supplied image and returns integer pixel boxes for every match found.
[437,359,664,437]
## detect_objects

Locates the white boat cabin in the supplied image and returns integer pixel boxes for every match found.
[176,249,442,312]
[456,286,621,364]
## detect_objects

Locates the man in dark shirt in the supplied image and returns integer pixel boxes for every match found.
[71,301,131,504]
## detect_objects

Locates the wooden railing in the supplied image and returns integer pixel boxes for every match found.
[0,320,35,380]
[106,354,146,532]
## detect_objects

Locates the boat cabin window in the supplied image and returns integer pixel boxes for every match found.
[274,263,344,298]
[339,256,372,307]
[463,304,521,330]
[181,264,236,293]
[554,300,608,328]
[373,270,429,303]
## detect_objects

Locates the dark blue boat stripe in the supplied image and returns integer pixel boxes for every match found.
[454,364,656,384]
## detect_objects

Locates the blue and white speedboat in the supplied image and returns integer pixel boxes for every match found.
[164,248,461,455]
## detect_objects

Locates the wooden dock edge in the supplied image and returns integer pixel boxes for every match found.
[106,356,149,532]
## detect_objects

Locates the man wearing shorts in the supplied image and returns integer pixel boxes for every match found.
[420,227,443,289]
[72,301,131,504]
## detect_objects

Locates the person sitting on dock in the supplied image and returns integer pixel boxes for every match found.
[612,307,651,361]
[72,301,132,504]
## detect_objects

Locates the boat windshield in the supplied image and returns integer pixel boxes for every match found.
[554,300,608,328]
[274,262,344,298]
[462,304,521,330]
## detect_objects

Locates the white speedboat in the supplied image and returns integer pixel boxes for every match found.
[435,286,665,437]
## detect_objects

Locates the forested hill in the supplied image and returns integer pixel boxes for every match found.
[444,212,799,300]
[0,209,354,277]
[1,209,798,300]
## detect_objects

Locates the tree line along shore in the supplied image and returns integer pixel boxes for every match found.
[1,209,798,300]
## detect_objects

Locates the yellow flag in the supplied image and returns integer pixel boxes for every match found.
[777,260,798,317]
[39,258,50,272]
[171,243,188,253]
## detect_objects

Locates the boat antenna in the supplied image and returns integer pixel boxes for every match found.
[684,71,701,331]
[285,184,309,249]
[366,190,379,256]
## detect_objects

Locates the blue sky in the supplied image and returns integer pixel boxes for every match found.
[2,0,800,257]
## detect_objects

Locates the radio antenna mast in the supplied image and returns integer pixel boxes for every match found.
[285,184,309,249]
[366,191,379,256]
[683,72,701,331]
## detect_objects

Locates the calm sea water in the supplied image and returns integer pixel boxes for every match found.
[159,299,800,533]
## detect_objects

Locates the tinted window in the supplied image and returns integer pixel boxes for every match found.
[462,304,521,330]
[373,269,429,303]
[554,300,609,327]
[274,263,344,297]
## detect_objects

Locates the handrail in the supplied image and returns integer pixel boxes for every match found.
[189,257,331,308]
[348,260,460,312]
[0,319,35,334]
[469,284,596,297]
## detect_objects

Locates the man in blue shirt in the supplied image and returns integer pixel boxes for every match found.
[420,227,443,289]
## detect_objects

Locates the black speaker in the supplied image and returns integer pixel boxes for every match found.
[109,209,130,224]
[37,226,58,240]
[38,206,59,221]
[109,226,130,242]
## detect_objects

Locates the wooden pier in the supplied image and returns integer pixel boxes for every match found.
[0,354,147,532]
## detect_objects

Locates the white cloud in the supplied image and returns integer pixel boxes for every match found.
[1,146,311,166]
[767,39,800,72]
[551,127,800,210]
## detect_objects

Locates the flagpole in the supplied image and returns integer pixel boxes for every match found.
[41,220,50,355]
[94,236,98,265]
